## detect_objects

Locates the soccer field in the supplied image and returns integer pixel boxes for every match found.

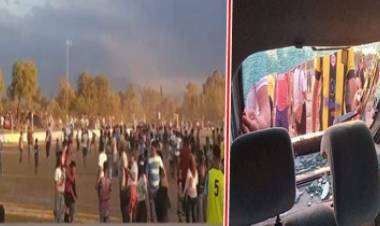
[0,144,180,223]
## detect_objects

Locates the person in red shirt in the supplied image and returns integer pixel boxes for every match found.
[274,72,292,130]
[64,161,77,223]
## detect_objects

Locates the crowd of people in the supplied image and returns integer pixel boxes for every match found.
[242,48,375,136]
[11,121,225,223]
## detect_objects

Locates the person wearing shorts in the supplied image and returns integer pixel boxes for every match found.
[27,126,33,162]
[45,124,52,158]
[54,159,66,223]
[127,153,138,222]
[19,131,24,163]
[274,72,291,130]
[34,139,39,175]
[97,162,111,223]
[81,129,89,168]
[64,161,77,223]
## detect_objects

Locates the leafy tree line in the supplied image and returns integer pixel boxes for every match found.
[0,60,225,126]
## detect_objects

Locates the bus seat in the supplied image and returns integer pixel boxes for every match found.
[321,121,380,226]
[284,204,336,226]
[230,128,295,226]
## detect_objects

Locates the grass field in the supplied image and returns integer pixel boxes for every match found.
[0,144,181,223]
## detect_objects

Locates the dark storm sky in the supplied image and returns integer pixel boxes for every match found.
[0,0,226,96]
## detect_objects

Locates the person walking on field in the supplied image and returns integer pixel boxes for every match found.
[204,144,224,225]
[81,128,90,168]
[155,168,171,223]
[55,138,61,163]
[136,154,149,222]
[178,137,191,221]
[119,146,129,222]
[97,161,112,223]
[147,140,165,222]
[45,123,52,158]
[19,130,24,163]
[182,154,198,223]
[97,144,108,184]
[34,139,39,175]
[64,161,77,223]
[54,159,66,222]
[27,126,33,162]
[127,152,138,222]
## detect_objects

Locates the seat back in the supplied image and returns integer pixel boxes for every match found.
[284,205,337,226]
[230,128,295,226]
[321,121,380,226]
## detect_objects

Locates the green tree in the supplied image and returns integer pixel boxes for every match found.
[161,97,178,123]
[8,60,39,121]
[202,70,225,123]
[0,69,6,112]
[0,69,5,98]
[182,82,201,122]
[141,87,161,122]
[94,75,111,116]
[119,84,143,123]
[56,79,76,114]
[76,72,96,115]
[47,99,63,119]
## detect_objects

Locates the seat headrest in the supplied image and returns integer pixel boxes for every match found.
[321,121,380,226]
[230,128,295,226]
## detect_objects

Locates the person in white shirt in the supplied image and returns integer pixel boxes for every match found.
[127,152,138,222]
[292,65,308,135]
[54,159,65,222]
[119,146,128,222]
[112,134,118,178]
[147,140,165,222]
[182,154,198,223]
[97,147,108,183]
[45,123,52,158]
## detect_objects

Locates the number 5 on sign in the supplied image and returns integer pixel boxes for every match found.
[214,179,219,196]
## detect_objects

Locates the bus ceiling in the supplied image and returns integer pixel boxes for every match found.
[232,0,380,75]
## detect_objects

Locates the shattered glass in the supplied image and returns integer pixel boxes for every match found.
[294,153,333,203]
[294,153,328,174]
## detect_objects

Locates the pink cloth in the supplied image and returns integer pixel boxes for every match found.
[98,177,111,217]
[275,73,290,111]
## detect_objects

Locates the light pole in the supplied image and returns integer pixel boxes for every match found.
[66,39,72,84]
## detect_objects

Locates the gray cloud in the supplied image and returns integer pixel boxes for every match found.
[0,0,226,96]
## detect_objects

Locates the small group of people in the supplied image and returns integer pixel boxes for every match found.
[17,125,42,175]
[94,124,172,223]
[243,64,308,137]
[54,156,78,222]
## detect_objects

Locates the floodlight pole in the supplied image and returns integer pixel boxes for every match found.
[66,40,72,84]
